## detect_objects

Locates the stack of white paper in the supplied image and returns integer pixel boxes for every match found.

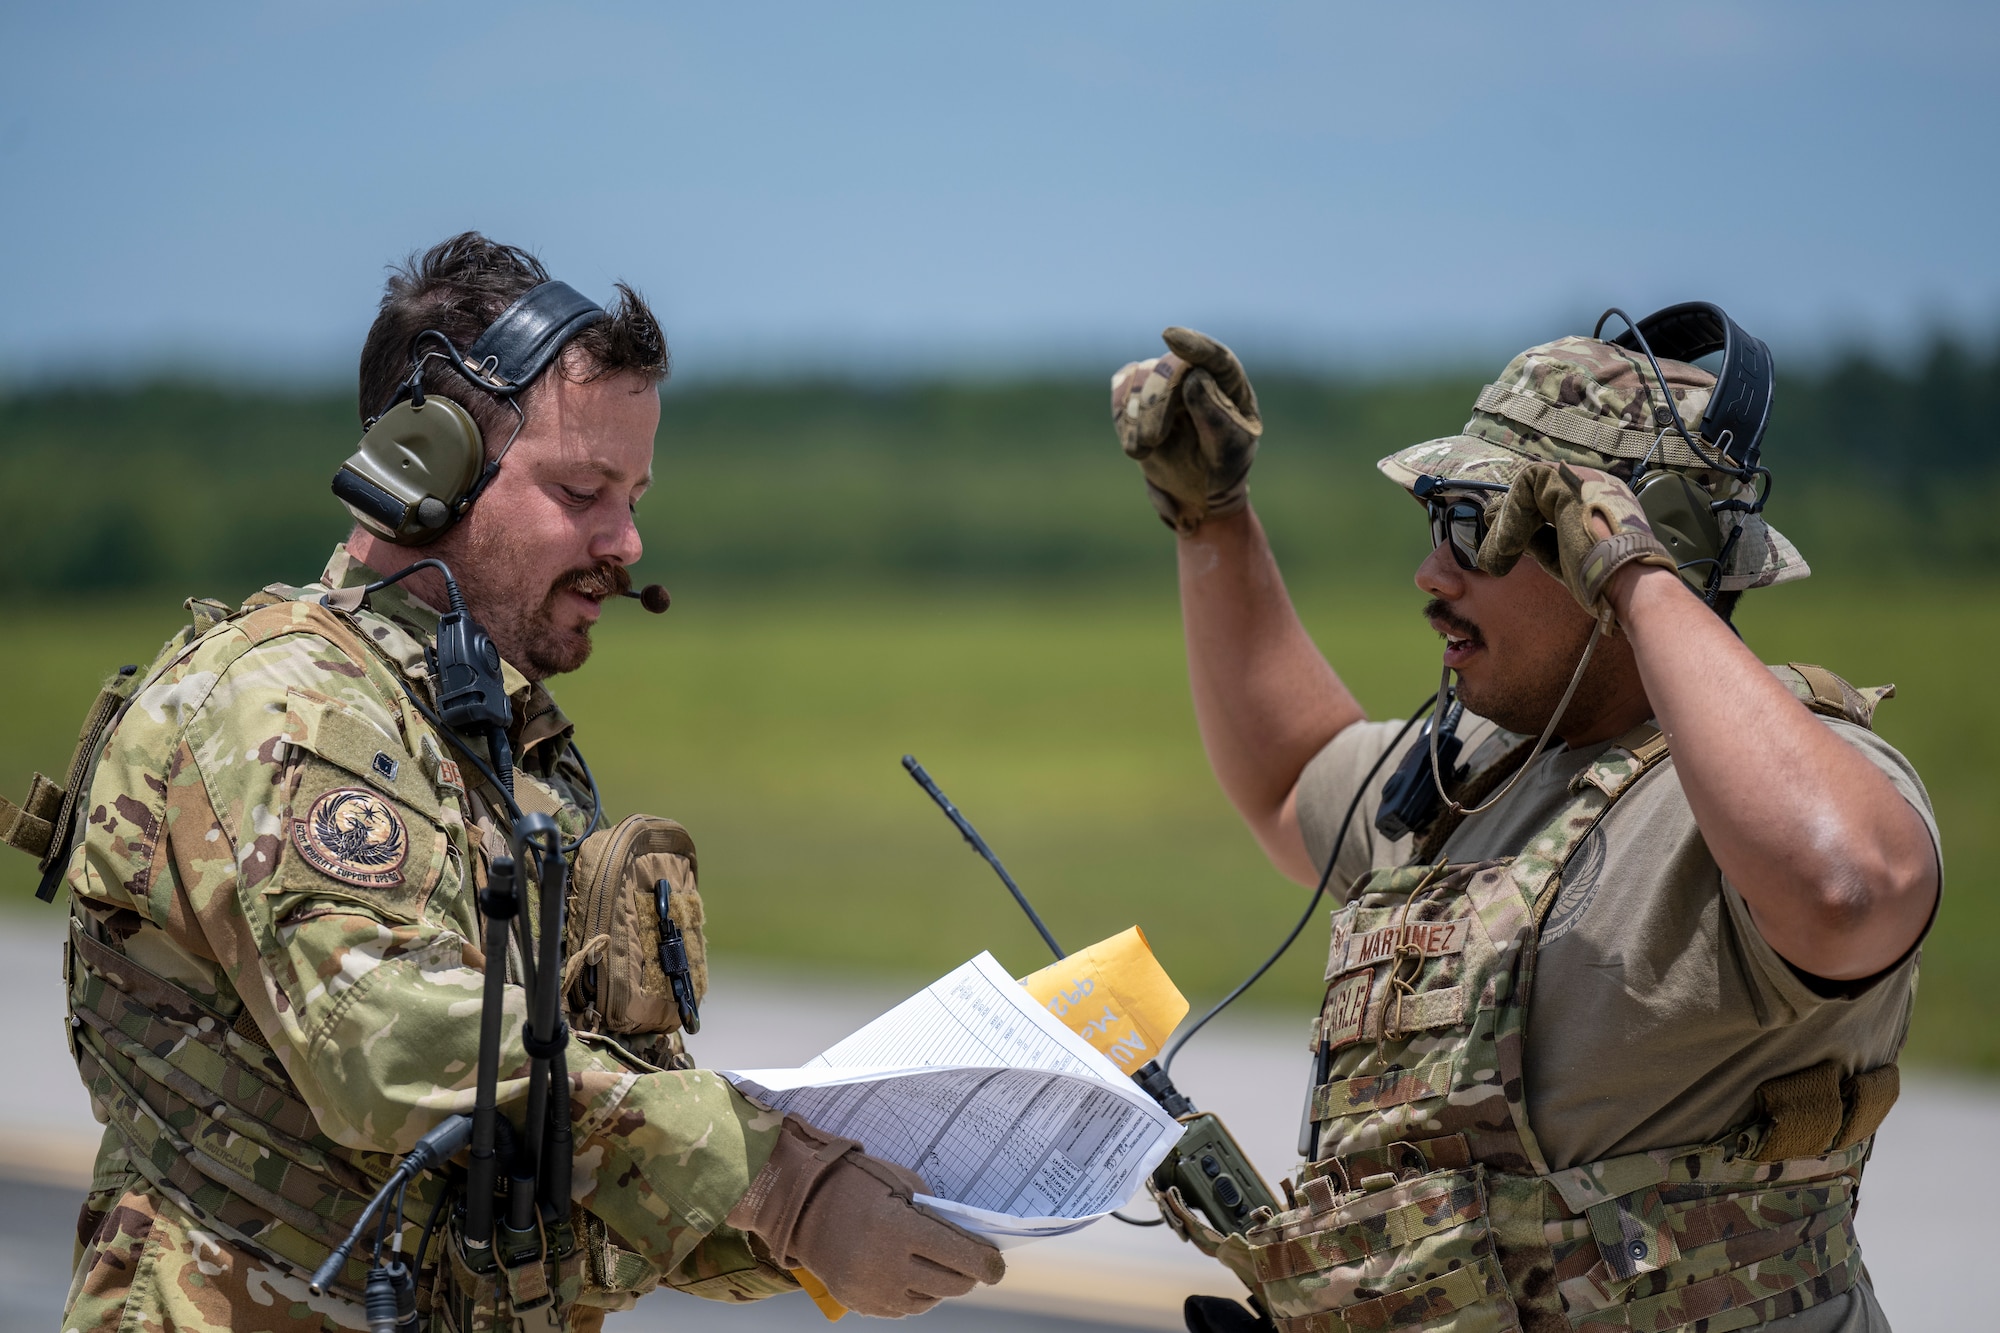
[721,952,1183,1246]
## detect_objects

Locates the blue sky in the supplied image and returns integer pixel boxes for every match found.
[4,2,1996,382]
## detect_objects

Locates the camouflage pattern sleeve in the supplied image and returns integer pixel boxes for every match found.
[78,620,780,1280]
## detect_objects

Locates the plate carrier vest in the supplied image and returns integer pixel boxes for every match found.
[1160,670,1904,1333]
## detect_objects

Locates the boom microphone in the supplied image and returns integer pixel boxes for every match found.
[622,584,672,613]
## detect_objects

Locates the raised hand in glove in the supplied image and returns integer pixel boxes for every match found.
[1476,462,1679,623]
[726,1115,1004,1318]
[1110,326,1263,535]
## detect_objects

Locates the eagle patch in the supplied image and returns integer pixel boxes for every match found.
[292,786,409,888]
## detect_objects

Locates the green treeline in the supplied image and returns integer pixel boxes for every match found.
[2,339,1994,600]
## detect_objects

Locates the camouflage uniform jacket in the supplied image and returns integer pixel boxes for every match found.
[62,545,791,1332]
[1161,716,1902,1333]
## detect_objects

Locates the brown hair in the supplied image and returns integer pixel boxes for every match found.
[356,232,669,446]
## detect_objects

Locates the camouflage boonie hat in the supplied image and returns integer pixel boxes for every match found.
[1378,336,1807,590]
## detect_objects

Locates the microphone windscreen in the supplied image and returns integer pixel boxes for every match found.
[638,584,672,614]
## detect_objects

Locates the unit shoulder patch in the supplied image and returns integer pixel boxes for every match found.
[292,786,409,888]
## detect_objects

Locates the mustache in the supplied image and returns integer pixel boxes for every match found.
[1421,597,1484,645]
[553,562,632,602]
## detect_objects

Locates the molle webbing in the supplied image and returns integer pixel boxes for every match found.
[67,916,414,1300]
[1542,1138,1870,1333]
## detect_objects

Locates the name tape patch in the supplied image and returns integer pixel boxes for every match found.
[1328,918,1469,978]
[1321,972,1372,1051]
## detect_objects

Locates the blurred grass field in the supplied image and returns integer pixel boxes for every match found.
[4,573,1992,1071]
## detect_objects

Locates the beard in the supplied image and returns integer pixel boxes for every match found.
[1421,597,1628,739]
[451,525,630,680]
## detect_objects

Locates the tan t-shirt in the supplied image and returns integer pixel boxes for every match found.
[1295,708,1939,1333]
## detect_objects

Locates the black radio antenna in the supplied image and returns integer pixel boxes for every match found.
[901,755,1190,1127]
[903,753,1305,1234]
[901,756,1066,959]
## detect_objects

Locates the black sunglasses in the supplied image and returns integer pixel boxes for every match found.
[1412,473,1511,571]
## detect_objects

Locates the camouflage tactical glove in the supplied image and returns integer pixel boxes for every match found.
[727,1115,1005,1318]
[1110,326,1263,535]
[1476,462,1677,622]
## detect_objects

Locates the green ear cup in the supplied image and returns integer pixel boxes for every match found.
[1633,469,1725,592]
[333,396,485,544]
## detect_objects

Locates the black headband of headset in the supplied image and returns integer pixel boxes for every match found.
[462,280,610,396]
[1607,301,1774,470]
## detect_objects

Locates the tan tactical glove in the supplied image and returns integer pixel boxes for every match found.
[1475,462,1678,622]
[1110,326,1263,535]
[726,1115,1005,1318]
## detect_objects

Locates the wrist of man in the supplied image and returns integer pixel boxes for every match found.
[1604,558,1689,627]
[725,1116,860,1266]
[1173,498,1256,544]
[1148,479,1251,537]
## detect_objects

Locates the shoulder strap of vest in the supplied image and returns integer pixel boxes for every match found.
[1496,724,1677,922]
[1769,662,1894,731]
[1567,722,1672,801]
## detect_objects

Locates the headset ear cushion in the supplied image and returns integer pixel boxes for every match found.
[1633,471,1725,588]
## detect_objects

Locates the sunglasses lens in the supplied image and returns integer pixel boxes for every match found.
[1449,503,1484,566]
[1427,499,1485,570]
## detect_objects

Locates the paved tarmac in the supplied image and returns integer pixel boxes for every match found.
[3,914,1991,1332]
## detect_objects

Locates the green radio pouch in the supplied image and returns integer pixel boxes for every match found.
[1154,1111,1281,1241]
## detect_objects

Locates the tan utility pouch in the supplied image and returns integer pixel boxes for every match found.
[565,815,706,1037]
[1226,1155,1519,1333]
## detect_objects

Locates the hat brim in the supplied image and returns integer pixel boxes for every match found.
[1376,435,1810,592]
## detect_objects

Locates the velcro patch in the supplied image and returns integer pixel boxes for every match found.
[291,787,408,888]
[1321,973,1372,1051]
[1327,918,1469,978]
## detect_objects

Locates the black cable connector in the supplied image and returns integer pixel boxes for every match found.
[310,1115,473,1296]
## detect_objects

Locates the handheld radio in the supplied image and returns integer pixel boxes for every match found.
[900,756,1279,1238]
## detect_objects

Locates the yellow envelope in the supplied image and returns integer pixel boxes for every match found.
[792,1268,845,1321]
[1018,927,1189,1075]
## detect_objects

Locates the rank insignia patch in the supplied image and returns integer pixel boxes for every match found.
[293,787,409,888]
